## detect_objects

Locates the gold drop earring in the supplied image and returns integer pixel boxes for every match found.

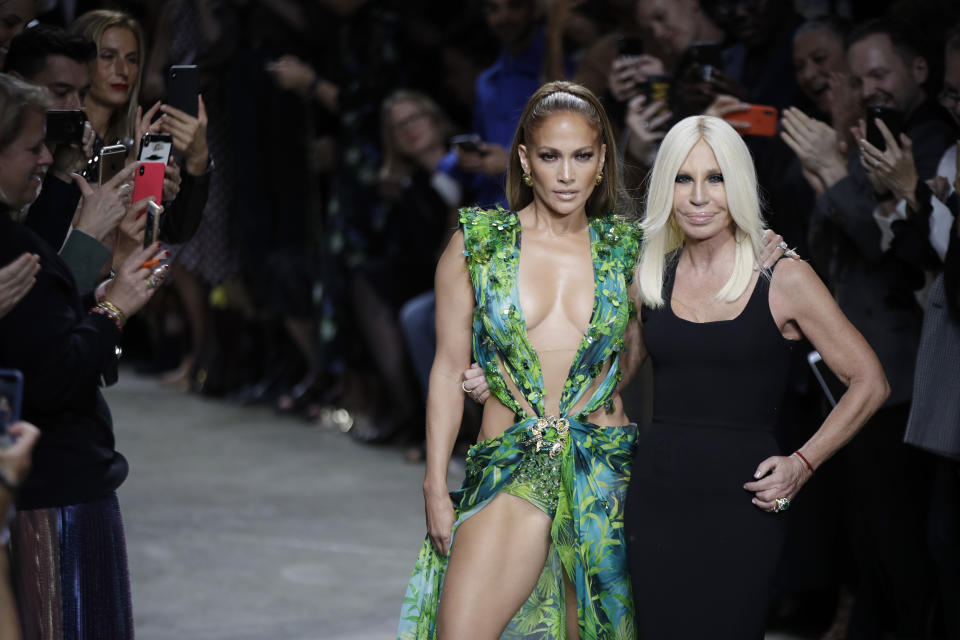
[522,173,533,187]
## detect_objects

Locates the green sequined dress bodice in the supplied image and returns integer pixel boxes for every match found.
[461,206,641,421]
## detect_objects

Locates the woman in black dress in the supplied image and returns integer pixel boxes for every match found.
[624,115,889,639]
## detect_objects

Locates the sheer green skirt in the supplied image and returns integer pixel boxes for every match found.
[396,417,637,640]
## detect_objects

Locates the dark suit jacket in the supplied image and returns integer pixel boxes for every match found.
[809,101,956,407]
[0,210,127,510]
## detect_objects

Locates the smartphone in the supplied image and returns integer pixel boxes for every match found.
[45,109,86,145]
[99,144,127,186]
[143,200,162,248]
[167,64,199,117]
[807,351,846,407]
[723,104,778,137]
[450,134,484,154]
[131,161,165,207]
[686,42,724,82]
[866,106,903,152]
[642,74,672,114]
[137,133,173,165]
[617,35,645,57]
[0,369,23,447]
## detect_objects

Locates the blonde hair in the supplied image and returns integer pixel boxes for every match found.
[507,80,629,218]
[638,115,767,307]
[70,10,145,147]
[379,90,452,181]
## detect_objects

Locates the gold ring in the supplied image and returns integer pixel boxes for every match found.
[461,381,469,393]
[774,497,790,513]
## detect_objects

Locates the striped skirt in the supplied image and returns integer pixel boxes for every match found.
[8,493,133,640]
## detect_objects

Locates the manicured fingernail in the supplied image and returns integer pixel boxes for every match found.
[754,471,761,478]
[156,242,162,248]
[163,250,170,257]
[751,498,757,505]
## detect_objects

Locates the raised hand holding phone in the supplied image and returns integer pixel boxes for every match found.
[158,96,209,175]
[71,161,139,242]
[103,242,169,322]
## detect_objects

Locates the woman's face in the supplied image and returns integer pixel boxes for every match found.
[0,0,35,68]
[672,138,731,241]
[0,109,53,209]
[89,26,139,109]
[390,99,438,158]
[793,27,847,115]
[519,111,605,217]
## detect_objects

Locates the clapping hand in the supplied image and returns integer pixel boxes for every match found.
[855,118,918,207]
[0,253,40,319]
[780,107,847,195]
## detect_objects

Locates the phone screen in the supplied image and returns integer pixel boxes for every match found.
[866,106,903,152]
[143,201,162,248]
[138,134,173,165]
[0,369,23,445]
[99,145,127,186]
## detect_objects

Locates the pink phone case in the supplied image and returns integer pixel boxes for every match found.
[131,161,165,205]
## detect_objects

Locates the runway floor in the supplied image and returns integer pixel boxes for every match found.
[107,369,813,639]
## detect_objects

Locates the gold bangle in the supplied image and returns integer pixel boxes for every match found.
[99,300,127,327]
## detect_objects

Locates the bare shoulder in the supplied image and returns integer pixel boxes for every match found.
[768,258,836,329]
[438,229,467,268]
[769,257,822,296]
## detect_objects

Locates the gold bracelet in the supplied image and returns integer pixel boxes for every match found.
[99,300,127,327]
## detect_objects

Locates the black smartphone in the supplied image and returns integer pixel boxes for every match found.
[807,351,846,407]
[866,106,903,152]
[167,64,199,117]
[143,200,162,248]
[0,369,23,446]
[642,74,672,113]
[99,144,127,186]
[686,42,724,82]
[450,134,484,154]
[617,35,645,57]
[45,109,86,145]
[137,133,173,164]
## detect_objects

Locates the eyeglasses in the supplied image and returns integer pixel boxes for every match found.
[394,111,429,130]
[939,87,960,108]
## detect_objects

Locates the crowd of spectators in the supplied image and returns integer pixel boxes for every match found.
[0,0,958,637]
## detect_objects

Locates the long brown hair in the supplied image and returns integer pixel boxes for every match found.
[506,81,628,217]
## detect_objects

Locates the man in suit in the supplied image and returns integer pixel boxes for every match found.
[903,24,960,638]
[804,18,957,639]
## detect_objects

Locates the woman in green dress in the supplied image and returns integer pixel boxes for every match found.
[397,81,642,639]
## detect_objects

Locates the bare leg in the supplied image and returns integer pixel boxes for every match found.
[436,493,553,639]
[350,274,418,421]
[165,262,208,386]
[564,571,580,640]
[283,316,315,365]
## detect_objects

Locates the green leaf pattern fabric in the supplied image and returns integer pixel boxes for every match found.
[397,208,642,640]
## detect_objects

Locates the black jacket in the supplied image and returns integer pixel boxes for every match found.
[0,210,127,510]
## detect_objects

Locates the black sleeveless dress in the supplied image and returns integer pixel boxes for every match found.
[625,256,796,639]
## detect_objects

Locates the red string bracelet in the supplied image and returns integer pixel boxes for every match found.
[793,450,815,473]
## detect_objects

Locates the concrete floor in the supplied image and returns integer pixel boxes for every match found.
[106,370,812,640]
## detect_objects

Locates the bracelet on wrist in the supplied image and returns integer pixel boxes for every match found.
[793,450,815,473]
[90,300,126,329]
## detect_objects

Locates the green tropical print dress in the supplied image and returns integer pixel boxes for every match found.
[397,207,642,640]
